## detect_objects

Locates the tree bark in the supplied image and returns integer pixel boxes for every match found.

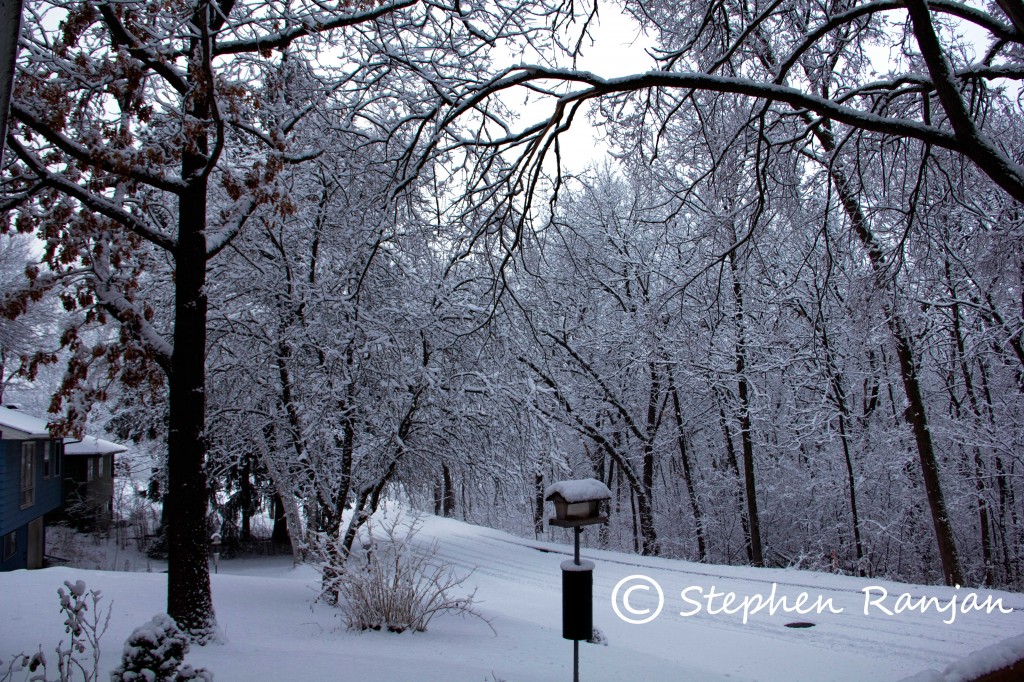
[165,166,214,637]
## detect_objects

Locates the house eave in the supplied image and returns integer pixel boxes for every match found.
[0,426,50,440]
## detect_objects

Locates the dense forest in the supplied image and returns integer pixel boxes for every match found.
[2,0,1024,636]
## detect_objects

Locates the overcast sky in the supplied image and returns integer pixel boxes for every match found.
[505,4,655,173]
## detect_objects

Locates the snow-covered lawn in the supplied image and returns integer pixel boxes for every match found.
[2,513,1023,681]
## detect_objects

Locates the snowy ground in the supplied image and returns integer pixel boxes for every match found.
[2,512,1024,681]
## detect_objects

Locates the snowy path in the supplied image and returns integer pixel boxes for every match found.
[2,512,1022,681]
[408,514,1024,680]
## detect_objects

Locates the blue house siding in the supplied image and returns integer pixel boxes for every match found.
[0,438,63,571]
[0,523,29,572]
[0,443,5,527]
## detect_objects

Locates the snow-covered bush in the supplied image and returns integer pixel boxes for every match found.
[0,579,110,682]
[109,615,212,682]
[323,514,490,634]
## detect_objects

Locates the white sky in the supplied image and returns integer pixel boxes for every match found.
[500,4,656,173]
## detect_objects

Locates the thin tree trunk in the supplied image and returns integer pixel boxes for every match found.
[534,471,545,538]
[668,368,707,562]
[717,394,753,564]
[239,460,252,543]
[640,361,661,556]
[630,486,640,554]
[728,248,763,567]
[837,409,864,574]
[946,262,994,584]
[443,464,456,517]
[817,317,865,574]
[331,385,356,535]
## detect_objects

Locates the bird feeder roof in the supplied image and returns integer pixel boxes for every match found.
[544,478,612,503]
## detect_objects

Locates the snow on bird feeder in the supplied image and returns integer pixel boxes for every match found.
[545,478,611,528]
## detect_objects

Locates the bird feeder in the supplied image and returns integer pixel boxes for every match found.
[545,478,611,682]
[545,478,611,529]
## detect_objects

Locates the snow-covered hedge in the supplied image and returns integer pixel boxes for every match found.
[109,615,212,682]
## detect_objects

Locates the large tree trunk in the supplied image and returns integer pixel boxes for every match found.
[165,2,222,637]
[166,171,214,636]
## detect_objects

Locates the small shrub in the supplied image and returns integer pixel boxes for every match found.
[322,513,492,634]
[109,614,212,682]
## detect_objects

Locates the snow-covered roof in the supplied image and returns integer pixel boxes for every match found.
[64,435,128,456]
[0,406,127,454]
[0,406,52,439]
[544,478,611,503]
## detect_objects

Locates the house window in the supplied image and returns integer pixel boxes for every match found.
[3,532,15,561]
[98,454,105,478]
[86,457,94,483]
[21,442,36,509]
[54,441,61,477]
[43,441,51,479]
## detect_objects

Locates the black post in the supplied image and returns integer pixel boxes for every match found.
[574,527,580,682]
[573,528,579,682]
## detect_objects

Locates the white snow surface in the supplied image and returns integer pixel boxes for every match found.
[544,478,612,502]
[2,511,1023,681]
[899,633,1024,682]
